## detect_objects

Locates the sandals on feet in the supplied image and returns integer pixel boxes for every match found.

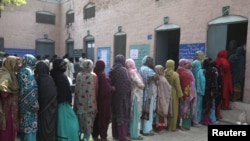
[131,136,144,140]
[142,132,154,136]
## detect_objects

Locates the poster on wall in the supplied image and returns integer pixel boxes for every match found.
[179,43,206,59]
[129,44,150,70]
[4,48,35,57]
[97,47,111,74]
[73,49,83,57]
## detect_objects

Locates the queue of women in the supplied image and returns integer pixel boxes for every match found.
[0,48,236,141]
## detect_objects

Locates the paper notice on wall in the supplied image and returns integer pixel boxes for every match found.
[130,49,138,59]
[101,50,107,63]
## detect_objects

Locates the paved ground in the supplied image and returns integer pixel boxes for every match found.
[16,123,208,141]
[106,124,208,141]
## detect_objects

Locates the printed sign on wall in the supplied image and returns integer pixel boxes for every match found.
[179,43,206,59]
[129,44,150,70]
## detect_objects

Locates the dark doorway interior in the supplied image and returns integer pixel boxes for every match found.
[155,29,180,69]
[226,22,248,50]
[84,34,95,62]
[207,19,248,102]
[66,38,74,58]
[114,34,126,60]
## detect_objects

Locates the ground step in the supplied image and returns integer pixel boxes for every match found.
[220,109,247,124]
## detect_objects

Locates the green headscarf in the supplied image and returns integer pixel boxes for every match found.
[0,56,20,94]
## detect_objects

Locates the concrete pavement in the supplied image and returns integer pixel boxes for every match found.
[105,123,208,141]
[16,123,208,141]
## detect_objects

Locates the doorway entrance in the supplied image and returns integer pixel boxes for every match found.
[155,23,180,69]
[113,26,126,61]
[207,15,248,101]
[35,35,55,58]
[84,31,95,61]
[66,37,74,58]
[207,15,248,59]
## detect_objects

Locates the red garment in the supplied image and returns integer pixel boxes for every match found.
[0,100,18,141]
[92,60,113,140]
[215,50,233,109]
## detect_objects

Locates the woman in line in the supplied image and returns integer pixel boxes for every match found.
[74,59,98,141]
[191,59,206,123]
[139,56,158,136]
[0,56,20,141]
[92,59,114,141]
[176,59,194,130]
[50,58,80,141]
[125,58,144,140]
[109,54,131,141]
[153,65,172,132]
[17,54,39,141]
[35,61,57,141]
[202,58,218,125]
[214,50,232,110]
[164,59,183,132]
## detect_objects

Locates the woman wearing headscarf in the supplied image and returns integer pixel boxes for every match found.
[92,59,114,141]
[214,50,233,110]
[109,54,131,141]
[74,59,98,141]
[202,58,218,125]
[50,58,80,141]
[139,56,158,136]
[228,46,246,101]
[191,59,206,124]
[0,56,20,141]
[164,59,183,132]
[125,58,144,140]
[35,61,57,141]
[17,54,39,141]
[176,59,194,130]
[153,65,172,132]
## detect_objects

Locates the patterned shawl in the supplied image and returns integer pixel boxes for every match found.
[109,54,131,123]
[154,65,172,117]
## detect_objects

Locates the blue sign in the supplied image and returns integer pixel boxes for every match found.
[179,43,206,59]
[147,34,152,40]
[4,48,35,57]
[97,47,111,75]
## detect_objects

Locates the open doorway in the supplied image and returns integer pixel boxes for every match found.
[207,15,248,101]
[155,27,180,69]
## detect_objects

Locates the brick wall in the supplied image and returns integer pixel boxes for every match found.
[0,0,250,103]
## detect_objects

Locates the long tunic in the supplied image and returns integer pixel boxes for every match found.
[191,60,205,123]
[164,60,183,131]
[176,62,193,129]
[17,58,39,136]
[74,70,98,134]
[154,65,172,131]
[51,58,80,141]
[139,65,157,133]
[0,56,20,141]
[126,58,145,138]
[35,61,57,141]
[215,50,233,109]
[92,60,113,140]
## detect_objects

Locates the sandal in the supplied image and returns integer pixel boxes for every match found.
[131,136,144,140]
[142,132,154,136]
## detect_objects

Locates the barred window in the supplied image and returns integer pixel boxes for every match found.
[66,10,74,25]
[84,2,95,20]
[36,11,56,25]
